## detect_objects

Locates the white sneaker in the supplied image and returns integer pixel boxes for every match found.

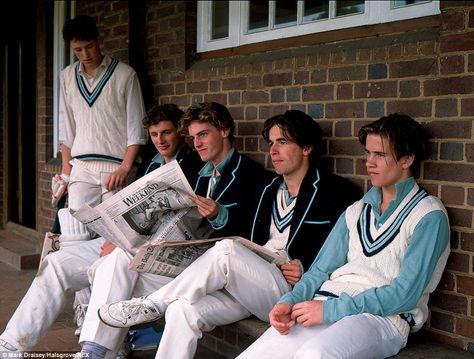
[0,338,18,352]
[74,304,87,337]
[98,296,161,328]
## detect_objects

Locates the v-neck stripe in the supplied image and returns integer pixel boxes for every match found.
[75,58,119,107]
[357,188,428,256]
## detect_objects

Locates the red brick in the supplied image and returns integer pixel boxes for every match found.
[441,186,465,206]
[263,72,292,87]
[270,88,284,103]
[311,69,327,83]
[390,58,437,78]
[424,76,474,96]
[467,144,474,162]
[461,98,474,116]
[424,120,472,139]
[446,251,471,273]
[354,81,397,99]
[258,105,289,119]
[430,311,455,333]
[242,90,269,104]
[460,232,474,251]
[326,102,364,119]
[435,98,458,118]
[222,77,247,91]
[429,291,467,314]
[441,10,466,31]
[302,85,334,101]
[328,139,364,156]
[400,80,420,98]
[446,207,473,228]
[440,55,465,75]
[457,275,474,296]
[186,81,208,93]
[328,65,366,82]
[337,84,353,100]
[439,271,456,291]
[387,100,432,117]
[294,71,309,85]
[456,317,474,339]
[440,32,474,53]
[425,162,474,183]
[470,9,474,28]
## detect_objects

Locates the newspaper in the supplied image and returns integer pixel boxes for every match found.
[129,236,287,277]
[72,160,212,254]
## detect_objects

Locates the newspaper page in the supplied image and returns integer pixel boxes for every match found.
[72,160,203,254]
[129,236,287,277]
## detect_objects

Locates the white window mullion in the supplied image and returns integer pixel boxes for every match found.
[197,0,440,53]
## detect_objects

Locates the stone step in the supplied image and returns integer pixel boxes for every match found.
[0,223,42,270]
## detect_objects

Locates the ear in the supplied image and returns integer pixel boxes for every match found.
[302,145,313,157]
[400,155,414,169]
[221,128,230,139]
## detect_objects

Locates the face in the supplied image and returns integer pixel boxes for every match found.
[148,121,184,163]
[364,134,413,191]
[268,125,311,177]
[70,38,103,71]
[188,121,230,165]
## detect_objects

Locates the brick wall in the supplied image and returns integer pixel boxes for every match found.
[31,0,474,352]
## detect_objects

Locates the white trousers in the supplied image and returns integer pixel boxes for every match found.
[237,313,404,359]
[79,248,172,352]
[0,238,104,350]
[146,239,291,359]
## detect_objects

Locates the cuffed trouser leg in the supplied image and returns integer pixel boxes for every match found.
[0,239,104,350]
[155,291,251,359]
[148,239,290,321]
[80,248,173,353]
[237,313,404,359]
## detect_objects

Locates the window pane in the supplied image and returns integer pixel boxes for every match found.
[335,0,365,17]
[248,0,269,33]
[393,0,430,7]
[211,1,229,40]
[275,0,297,28]
[304,0,329,22]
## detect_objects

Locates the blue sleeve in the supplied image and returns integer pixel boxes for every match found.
[278,212,350,306]
[322,210,449,323]
[208,204,229,230]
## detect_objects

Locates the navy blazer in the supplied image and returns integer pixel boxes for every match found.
[250,166,361,271]
[194,150,275,239]
[144,143,204,188]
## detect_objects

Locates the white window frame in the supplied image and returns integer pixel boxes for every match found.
[197,1,440,53]
[53,1,76,157]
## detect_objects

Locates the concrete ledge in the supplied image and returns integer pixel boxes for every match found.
[0,226,41,270]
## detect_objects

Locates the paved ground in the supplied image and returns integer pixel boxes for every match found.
[0,262,80,353]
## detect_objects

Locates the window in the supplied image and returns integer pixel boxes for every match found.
[197,0,439,53]
[53,1,75,157]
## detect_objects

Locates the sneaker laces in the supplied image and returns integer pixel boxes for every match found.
[122,297,157,320]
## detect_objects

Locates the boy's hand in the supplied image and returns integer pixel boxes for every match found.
[280,259,302,285]
[291,300,323,327]
[189,194,219,219]
[269,303,295,335]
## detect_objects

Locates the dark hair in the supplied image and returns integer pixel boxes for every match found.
[262,110,322,166]
[180,102,235,143]
[62,15,99,43]
[143,104,184,129]
[358,113,429,175]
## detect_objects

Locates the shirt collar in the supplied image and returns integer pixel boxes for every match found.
[199,148,235,177]
[78,54,108,77]
[364,177,416,216]
[150,144,185,166]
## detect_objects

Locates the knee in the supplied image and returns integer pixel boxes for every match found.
[166,300,202,331]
